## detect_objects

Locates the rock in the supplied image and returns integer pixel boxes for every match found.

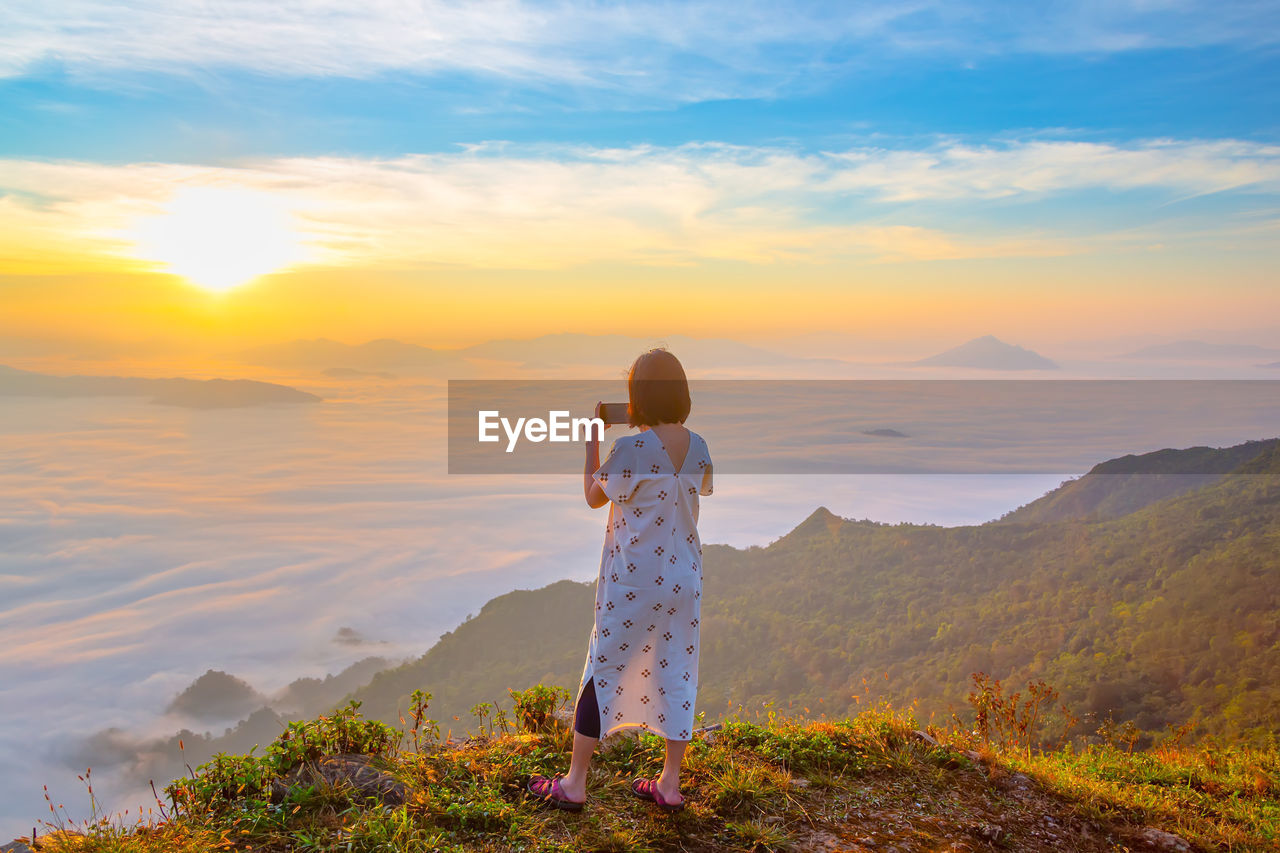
[26,831,87,851]
[1000,772,1035,798]
[971,822,1002,843]
[1138,827,1192,851]
[911,729,939,747]
[2,841,35,853]
[269,753,408,806]
[694,722,723,745]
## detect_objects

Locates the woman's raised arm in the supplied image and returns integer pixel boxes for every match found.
[584,401,610,508]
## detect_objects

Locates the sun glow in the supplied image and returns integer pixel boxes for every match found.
[127,186,309,292]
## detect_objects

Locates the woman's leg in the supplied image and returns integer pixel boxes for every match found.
[559,680,600,801]
[655,738,688,803]
[559,729,598,801]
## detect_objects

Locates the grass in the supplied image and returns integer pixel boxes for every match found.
[18,686,1280,852]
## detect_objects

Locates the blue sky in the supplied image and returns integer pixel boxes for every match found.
[3,1,1277,161]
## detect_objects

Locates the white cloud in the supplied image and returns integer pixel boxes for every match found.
[0,1,1275,98]
[825,139,1280,201]
[0,137,1277,273]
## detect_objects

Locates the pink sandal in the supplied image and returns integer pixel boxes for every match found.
[631,777,685,812]
[528,774,585,811]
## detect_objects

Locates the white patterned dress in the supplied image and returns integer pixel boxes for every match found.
[579,428,714,740]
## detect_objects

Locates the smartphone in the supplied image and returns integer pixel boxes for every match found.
[599,402,629,425]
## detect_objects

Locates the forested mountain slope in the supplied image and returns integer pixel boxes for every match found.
[996,437,1278,524]
[347,441,1280,743]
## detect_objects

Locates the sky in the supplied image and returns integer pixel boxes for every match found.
[2,0,1279,357]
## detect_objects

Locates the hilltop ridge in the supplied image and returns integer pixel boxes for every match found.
[13,694,1273,852]
[997,437,1280,524]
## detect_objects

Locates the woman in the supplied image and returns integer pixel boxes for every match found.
[529,348,713,812]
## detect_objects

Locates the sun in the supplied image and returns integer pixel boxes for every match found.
[128,186,309,292]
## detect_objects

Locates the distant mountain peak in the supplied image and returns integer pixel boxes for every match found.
[783,506,845,541]
[167,669,266,721]
[912,335,1058,370]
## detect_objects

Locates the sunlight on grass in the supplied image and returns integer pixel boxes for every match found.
[20,683,1279,853]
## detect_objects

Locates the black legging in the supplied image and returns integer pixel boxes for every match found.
[573,678,601,738]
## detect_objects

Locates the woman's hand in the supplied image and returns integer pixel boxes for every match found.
[584,401,610,508]
[593,400,614,430]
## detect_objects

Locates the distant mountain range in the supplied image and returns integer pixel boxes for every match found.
[238,333,847,376]
[455,333,838,371]
[1118,340,1280,361]
[909,334,1059,370]
[234,332,1280,376]
[322,367,397,380]
[240,332,1064,377]
[83,436,1280,790]
[0,365,319,408]
[71,656,392,784]
[238,338,469,373]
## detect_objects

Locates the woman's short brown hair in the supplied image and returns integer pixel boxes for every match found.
[627,348,691,426]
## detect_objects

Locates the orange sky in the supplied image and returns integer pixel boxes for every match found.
[1,143,1278,360]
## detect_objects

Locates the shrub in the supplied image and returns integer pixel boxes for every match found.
[266,700,399,774]
[508,684,570,735]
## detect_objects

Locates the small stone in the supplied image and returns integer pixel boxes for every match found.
[1138,827,1192,852]
[972,822,1002,842]
[1009,772,1033,787]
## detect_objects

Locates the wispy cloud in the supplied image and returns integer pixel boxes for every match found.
[0,137,1277,272]
[2,1,1276,100]
[825,138,1280,201]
